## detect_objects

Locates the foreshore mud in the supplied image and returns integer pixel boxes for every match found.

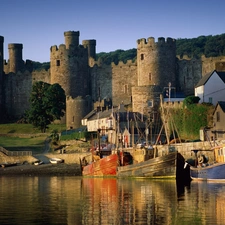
[0,163,82,176]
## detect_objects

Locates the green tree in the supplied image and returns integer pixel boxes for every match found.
[26,81,66,132]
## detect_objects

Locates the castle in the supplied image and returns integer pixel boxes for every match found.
[1,31,225,129]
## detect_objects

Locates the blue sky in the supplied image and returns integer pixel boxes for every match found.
[1,0,225,62]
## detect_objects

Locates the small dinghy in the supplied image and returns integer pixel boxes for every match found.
[49,158,64,164]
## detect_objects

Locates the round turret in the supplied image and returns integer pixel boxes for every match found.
[66,96,92,129]
[8,43,23,73]
[137,37,176,89]
[82,40,96,60]
[64,31,80,49]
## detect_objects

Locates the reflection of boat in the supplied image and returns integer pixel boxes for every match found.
[49,158,64,164]
[117,150,188,181]
[190,145,225,181]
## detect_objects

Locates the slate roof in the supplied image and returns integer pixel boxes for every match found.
[195,71,213,87]
[218,101,225,113]
[195,70,225,88]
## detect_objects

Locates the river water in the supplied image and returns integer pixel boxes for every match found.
[0,176,224,225]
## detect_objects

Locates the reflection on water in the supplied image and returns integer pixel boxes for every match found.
[0,176,225,225]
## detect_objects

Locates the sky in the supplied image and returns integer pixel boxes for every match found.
[1,0,225,63]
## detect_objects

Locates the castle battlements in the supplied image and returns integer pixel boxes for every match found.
[111,59,136,67]
[137,37,175,48]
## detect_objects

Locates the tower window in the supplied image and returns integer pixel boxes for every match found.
[56,60,60,66]
[141,54,144,60]
[149,73,152,81]
[124,85,128,94]
[148,100,153,107]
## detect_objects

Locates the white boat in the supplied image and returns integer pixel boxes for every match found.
[34,160,44,166]
[49,158,64,164]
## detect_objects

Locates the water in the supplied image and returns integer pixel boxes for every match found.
[0,176,225,225]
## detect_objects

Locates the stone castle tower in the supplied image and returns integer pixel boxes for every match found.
[50,31,93,125]
[132,37,176,115]
[1,30,225,129]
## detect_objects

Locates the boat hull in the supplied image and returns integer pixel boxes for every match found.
[117,151,188,180]
[190,163,225,181]
[82,153,119,176]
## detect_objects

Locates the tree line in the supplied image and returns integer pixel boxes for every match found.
[33,33,225,69]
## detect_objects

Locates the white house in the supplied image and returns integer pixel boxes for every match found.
[195,70,225,105]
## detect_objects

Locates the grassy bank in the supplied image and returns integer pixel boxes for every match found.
[0,123,66,154]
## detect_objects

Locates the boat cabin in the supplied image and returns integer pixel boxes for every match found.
[213,144,225,163]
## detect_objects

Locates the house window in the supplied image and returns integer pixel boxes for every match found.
[56,60,60,66]
[216,112,220,122]
[209,97,212,104]
[141,54,144,60]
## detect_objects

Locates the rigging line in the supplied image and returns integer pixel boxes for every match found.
[203,87,225,97]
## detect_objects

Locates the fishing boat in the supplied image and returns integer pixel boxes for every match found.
[117,148,189,181]
[81,149,133,176]
[190,145,225,181]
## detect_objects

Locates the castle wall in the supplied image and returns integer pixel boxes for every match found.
[90,59,137,107]
[201,55,225,74]
[177,56,202,96]
[32,69,50,84]
[112,60,137,106]
[90,63,113,103]
[4,70,32,118]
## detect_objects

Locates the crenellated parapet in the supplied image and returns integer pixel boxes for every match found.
[111,59,137,67]
[64,31,80,49]
[137,37,176,49]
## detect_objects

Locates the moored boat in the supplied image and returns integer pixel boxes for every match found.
[117,150,189,181]
[81,150,133,176]
[49,158,64,164]
[190,145,225,181]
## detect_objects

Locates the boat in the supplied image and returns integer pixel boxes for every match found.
[81,149,133,176]
[49,158,64,164]
[81,95,190,180]
[190,145,225,181]
[33,160,44,166]
[117,148,189,181]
